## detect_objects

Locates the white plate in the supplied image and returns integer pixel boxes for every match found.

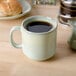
[0,0,31,20]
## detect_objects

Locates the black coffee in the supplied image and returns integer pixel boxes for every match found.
[25,21,53,33]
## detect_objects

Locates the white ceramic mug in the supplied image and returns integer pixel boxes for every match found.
[10,16,58,61]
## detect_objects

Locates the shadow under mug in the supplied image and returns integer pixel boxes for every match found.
[10,16,58,61]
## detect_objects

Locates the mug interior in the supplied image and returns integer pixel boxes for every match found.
[22,16,57,34]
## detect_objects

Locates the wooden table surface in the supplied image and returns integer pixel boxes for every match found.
[0,1,76,76]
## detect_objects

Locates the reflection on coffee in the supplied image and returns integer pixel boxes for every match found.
[25,21,53,33]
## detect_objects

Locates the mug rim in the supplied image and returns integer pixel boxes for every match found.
[21,16,58,35]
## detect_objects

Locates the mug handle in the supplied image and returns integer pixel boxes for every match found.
[58,15,70,26]
[10,26,22,48]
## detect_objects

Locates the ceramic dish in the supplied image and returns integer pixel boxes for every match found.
[0,0,31,20]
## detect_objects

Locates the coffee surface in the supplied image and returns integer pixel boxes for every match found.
[25,21,53,33]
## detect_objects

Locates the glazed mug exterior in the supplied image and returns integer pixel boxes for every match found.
[10,16,58,61]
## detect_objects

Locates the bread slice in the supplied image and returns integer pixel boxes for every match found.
[0,0,22,17]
